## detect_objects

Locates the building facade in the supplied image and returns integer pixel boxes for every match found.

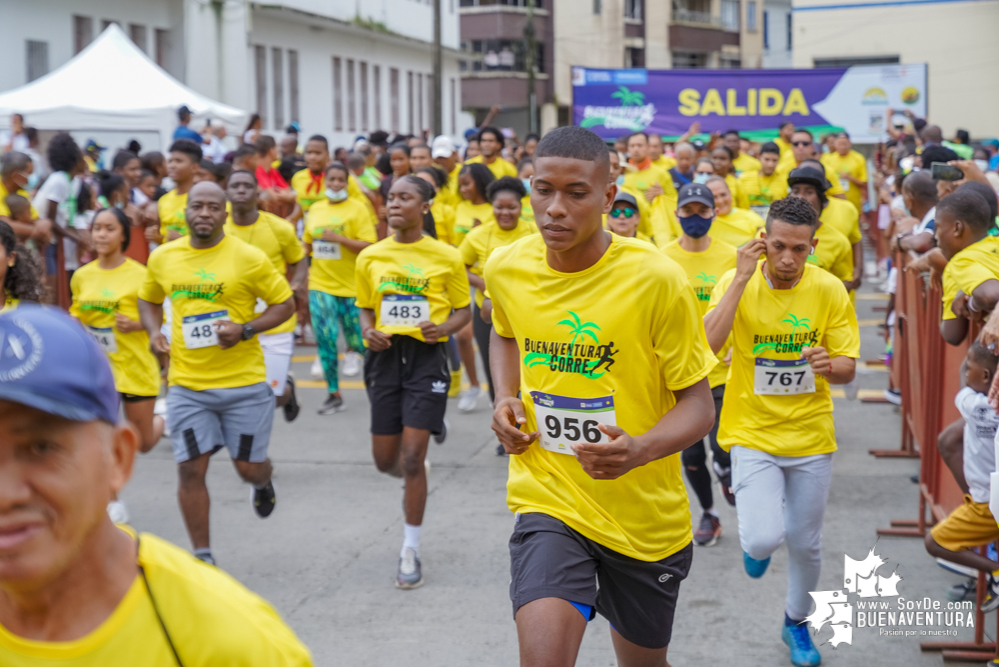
[792,0,999,138]
[0,0,466,146]
[460,0,764,137]
[761,0,793,68]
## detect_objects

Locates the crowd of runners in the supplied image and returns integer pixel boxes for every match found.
[1,109,999,667]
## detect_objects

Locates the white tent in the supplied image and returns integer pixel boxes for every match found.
[0,24,247,150]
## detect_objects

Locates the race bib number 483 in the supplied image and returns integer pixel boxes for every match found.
[380,294,429,327]
[754,358,816,395]
[181,310,228,349]
[531,392,616,455]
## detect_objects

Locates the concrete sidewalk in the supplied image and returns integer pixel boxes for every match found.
[123,286,992,666]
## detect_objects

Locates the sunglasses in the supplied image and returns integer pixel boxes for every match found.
[610,207,636,218]
[792,141,812,147]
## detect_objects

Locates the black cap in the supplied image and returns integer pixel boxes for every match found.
[787,165,828,191]
[677,183,715,209]
[178,105,191,119]
[612,192,638,209]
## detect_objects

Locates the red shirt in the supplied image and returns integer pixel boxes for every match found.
[255,165,289,190]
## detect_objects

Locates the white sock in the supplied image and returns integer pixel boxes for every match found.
[402,523,421,557]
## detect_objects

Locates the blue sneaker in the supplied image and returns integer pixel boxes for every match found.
[782,621,821,666]
[743,551,770,578]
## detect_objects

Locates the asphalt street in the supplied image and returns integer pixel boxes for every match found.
[122,283,993,666]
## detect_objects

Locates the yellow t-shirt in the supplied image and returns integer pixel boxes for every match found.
[485,234,716,561]
[941,236,999,321]
[347,173,377,220]
[459,220,537,307]
[712,208,764,248]
[452,200,495,247]
[822,150,867,213]
[732,152,762,175]
[139,236,292,391]
[776,161,845,197]
[0,181,38,218]
[290,169,326,214]
[157,189,188,238]
[708,263,860,457]
[623,167,678,244]
[519,195,535,228]
[623,164,677,206]
[662,238,738,387]
[433,164,462,211]
[0,529,312,666]
[70,259,161,397]
[651,155,677,171]
[430,197,456,245]
[223,211,305,335]
[738,169,788,217]
[809,222,854,284]
[303,198,378,297]
[466,154,518,180]
[355,235,471,342]
[821,196,861,246]
[725,174,750,210]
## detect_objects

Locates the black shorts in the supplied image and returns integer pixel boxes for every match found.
[363,335,450,435]
[509,512,693,649]
[120,393,157,403]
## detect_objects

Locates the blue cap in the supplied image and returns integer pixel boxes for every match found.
[0,305,119,424]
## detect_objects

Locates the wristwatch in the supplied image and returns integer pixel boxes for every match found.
[241,323,256,341]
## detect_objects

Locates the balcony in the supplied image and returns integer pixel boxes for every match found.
[672,8,721,27]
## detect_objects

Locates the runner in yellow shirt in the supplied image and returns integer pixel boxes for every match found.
[738,142,788,220]
[662,183,739,548]
[0,219,44,311]
[431,135,463,210]
[356,174,471,589]
[625,132,677,244]
[465,127,518,179]
[0,306,313,667]
[224,169,309,422]
[705,176,765,247]
[138,182,294,565]
[775,129,845,199]
[703,196,859,667]
[517,158,536,228]
[774,120,796,170]
[649,133,677,171]
[415,166,457,243]
[799,157,864,291]
[604,191,654,243]
[821,132,867,213]
[459,175,536,410]
[288,134,336,226]
[607,147,658,241]
[487,126,716,664]
[303,163,377,414]
[150,139,202,243]
[454,162,496,247]
[724,130,762,175]
[711,145,751,209]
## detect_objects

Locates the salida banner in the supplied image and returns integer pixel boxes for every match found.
[571,64,928,143]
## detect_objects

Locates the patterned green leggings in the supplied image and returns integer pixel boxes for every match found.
[309,290,365,393]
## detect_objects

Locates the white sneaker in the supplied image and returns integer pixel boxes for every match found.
[458,386,481,412]
[342,351,362,377]
[107,500,129,524]
[844,376,859,401]
[311,358,324,379]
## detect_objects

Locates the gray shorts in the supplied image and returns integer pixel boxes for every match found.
[166,383,275,464]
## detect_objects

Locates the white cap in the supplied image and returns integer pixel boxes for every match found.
[432,135,456,159]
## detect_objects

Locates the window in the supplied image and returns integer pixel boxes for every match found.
[417,73,424,135]
[720,56,741,68]
[333,57,343,132]
[74,16,93,55]
[26,41,48,82]
[156,29,170,69]
[593,0,602,14]
[272,48,284,130]
[625,47,644,68]
[466,39,544,73]
[374,65,383,130]
[450,77,456,135]
[289,50,300,123]
[129,24,147,52]
[786,13,792,49]
[624,0,641,19]
[347,59,356,132]
[721,0,739,30]
[390,68,400,133]
[360,61,369,131]
[407,71,414,134]
[671,51,707,69]
[254,46,267,127]
[763,10,769,49]
[747,1,757,30]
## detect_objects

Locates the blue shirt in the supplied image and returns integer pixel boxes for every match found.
[172,125,202,143]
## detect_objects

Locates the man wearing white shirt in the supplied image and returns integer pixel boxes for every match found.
[204,124,230,164]
[895,171,937,254]
[0,113,28,153]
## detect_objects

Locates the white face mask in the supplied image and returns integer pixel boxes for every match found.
[325,187,348,202]
[693,173,710,184]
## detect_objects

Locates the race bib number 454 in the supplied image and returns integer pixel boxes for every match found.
[312,240,342,260]
[531,392,616,455]
[754,358,816,395]
[380,294,429,327]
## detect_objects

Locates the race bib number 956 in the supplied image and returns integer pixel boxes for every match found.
[754,358,816,395]
[531,392,616,455]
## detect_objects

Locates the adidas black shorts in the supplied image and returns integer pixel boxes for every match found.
[364,335,450,435]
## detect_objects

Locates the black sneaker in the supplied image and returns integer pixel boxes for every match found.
[693,513,721,547]
[947,577,977,603]
[283,375,300,422]
[252,481,276,518]
[432,418,448,445]
[396,547,424,589]
[318,393,344,415]
[982,575,999,613]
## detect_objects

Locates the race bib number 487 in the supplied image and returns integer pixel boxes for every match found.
[754,358,816,395]
[531,392,616,455]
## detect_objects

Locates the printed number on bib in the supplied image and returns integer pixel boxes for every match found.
[754,358,815,395]
[312,240,342,260]
[380,294,429,327]
[531,392,616,455]
[86,326,117,354]
[181,310,228,349]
